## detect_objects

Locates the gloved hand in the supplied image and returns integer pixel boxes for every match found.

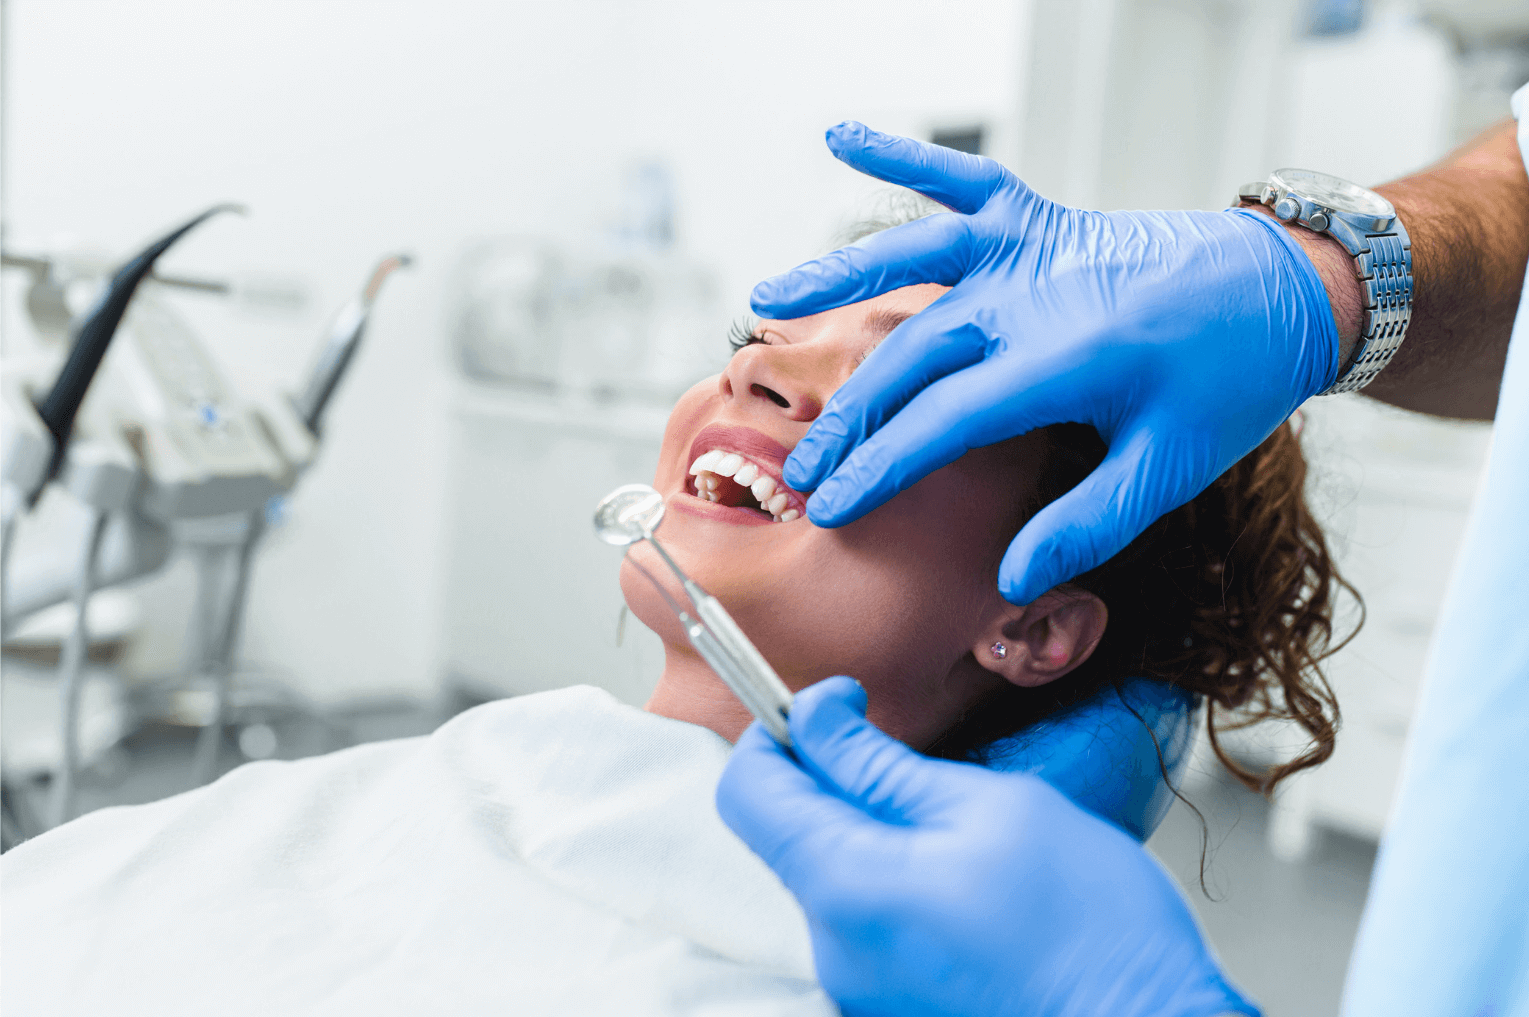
[755,123,1337,604]
[717,677,1259,1017]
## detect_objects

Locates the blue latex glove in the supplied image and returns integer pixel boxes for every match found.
[717,677,1258,1017]
[754,123,1337,604]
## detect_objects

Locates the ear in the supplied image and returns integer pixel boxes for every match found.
[972,587,1108,688]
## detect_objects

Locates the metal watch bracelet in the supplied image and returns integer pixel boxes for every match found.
[1236,197,1413,395]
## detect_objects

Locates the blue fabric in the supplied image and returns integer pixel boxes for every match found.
[1341,94,1529,1017]
[982,679,1199,842]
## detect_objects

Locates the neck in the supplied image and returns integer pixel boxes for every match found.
[644,643,755,743]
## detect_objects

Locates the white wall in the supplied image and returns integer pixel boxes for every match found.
[3,0,1030,702]
[1018,0,1462,213]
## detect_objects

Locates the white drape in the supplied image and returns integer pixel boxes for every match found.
[2,685,834,1017]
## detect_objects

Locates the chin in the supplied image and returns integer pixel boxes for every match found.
[618,546,691,647]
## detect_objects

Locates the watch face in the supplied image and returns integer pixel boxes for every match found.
[1272,168,1393,218]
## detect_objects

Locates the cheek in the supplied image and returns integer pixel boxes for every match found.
[627,404,1036,719]
[737,468,1014,691]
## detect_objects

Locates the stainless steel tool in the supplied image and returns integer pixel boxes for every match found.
[594,483,793,746]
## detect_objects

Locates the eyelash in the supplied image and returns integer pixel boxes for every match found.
[727,317,765,353]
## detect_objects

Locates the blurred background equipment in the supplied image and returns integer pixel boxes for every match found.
[293,255,412,435]
[443,163,718,706]
[3,204,258,829]
[1,1,1526,1013]
[1,210,410,835]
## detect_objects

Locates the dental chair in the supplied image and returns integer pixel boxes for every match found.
[983,678,1200,842]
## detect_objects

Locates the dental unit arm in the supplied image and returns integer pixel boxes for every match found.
[1,202,301,637]
[2,205,243,522]
[1,204,249,828]
[2,218,412,827]
[3,250,413,630]
[291,254,412,436]
[31,207,246,485]
[2,205,243,643]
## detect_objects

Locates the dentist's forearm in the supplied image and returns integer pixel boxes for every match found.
[1371,118,1528,419]
[1262,119,1528,421]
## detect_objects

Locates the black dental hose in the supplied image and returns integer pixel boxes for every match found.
[30,203,244,489]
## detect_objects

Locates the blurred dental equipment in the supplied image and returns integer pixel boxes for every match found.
[1,205,241,568]
[452,163,722,402]
[2,205,243,827]
[177,252,411,788]
[22,205,245,491]
[1,211,411,832]
[594,483,794,746]
[291,254,412,435]
[443,163,726,709]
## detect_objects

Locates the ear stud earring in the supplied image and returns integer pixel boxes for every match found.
[990,641,1007,660]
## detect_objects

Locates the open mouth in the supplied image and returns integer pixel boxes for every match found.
[687,450,801,523]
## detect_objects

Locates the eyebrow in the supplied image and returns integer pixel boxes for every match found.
[864,308,915,342]
[857,308,915,363]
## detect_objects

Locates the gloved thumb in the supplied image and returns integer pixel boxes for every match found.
[790,676,968,824]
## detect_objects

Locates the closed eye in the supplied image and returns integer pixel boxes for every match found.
[727,317,765,353]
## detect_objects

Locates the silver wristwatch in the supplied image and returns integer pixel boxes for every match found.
[1236,169,1412,395]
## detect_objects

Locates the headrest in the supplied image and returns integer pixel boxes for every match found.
[979,679,1201,842]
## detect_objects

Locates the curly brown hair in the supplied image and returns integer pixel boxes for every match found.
[929,418,1358,796]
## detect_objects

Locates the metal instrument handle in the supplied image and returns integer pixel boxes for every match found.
[687,590,794,744]
[682,616,792,747]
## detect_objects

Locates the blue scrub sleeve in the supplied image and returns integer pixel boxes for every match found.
[1340,89,1529,1017]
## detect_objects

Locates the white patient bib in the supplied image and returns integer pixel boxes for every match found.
[2,686,835,1017]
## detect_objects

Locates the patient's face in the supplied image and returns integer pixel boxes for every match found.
[626,284,1054,748]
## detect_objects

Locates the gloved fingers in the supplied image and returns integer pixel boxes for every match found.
[800,349,1018,525]
[998,428,1168,605]
[749,210,971,322]
[785,299,992,494]
[823,121,1015,215]
[716,718,894,884]
[788,676,971,824]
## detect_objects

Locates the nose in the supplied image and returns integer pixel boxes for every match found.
[718,343,827,423]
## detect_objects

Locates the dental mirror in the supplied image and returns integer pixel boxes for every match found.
[593,481,795,747]
[594,484,666,546]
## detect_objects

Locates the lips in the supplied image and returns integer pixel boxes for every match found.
[681,423,806,523]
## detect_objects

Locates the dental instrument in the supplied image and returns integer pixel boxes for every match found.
[29,205,245,487]
[1,204,240,583]
[591,482,1200,789]
[188,252,411,785]
[593,483,793,747]
[291,254,413,435]
[2,204,242,828]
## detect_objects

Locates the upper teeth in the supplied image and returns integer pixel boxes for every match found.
[688,449,801,523]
